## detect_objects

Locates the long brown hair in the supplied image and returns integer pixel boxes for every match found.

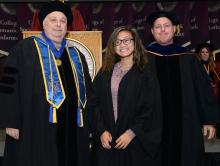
[198,46,215,72]
[102,26,148,73]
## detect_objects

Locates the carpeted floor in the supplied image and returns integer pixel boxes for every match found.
[0,130,5,157]
[205,137,220,153]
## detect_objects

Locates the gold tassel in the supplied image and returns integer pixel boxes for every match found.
[80,109,84,127]
[53,107,57,123]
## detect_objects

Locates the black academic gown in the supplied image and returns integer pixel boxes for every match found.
[91,65,162,166]
[146,43,219,166]
[0,37,92,166]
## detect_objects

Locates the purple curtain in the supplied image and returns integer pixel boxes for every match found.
[0,2,219,53]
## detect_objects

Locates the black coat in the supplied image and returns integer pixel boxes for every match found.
[0,37,92,166]
[91,65,162,166]
[147,43,219,166]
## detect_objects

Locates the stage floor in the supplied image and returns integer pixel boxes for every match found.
[205,137,220,153]
[0,130,5,157]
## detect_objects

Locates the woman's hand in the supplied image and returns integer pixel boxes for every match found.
[100,130,112,149]
[115,131,134,149]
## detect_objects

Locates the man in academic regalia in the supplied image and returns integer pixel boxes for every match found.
[0,1,92,166]
[146,11,220,166]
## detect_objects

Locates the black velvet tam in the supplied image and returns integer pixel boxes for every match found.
[147,11,179,27]
[38,1,73,27]
[195,42,215,54]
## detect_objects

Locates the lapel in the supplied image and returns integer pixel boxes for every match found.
[105,70,116,128]
[116,65,137,125]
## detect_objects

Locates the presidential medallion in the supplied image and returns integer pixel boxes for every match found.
[56,59,62,66]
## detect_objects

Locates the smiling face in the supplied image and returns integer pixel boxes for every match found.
[151,17,176,46]
[43,11,67,44]
[114,30,134,60]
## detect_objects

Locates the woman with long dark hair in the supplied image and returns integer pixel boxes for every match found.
[91,26,162,166]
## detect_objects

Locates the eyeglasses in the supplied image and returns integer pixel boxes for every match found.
[113,38,134,47]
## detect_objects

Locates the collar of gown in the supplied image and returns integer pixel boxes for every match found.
[146,42,188,56]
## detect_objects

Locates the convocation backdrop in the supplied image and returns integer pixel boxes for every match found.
[0,2,220,61]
